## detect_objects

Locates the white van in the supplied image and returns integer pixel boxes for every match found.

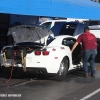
[40,18,89,29]
[89,25,100,38]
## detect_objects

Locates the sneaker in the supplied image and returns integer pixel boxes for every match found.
[91,74,95,77]
[83,73,88,77]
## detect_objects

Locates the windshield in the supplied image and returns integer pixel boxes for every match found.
[40,22,52,29]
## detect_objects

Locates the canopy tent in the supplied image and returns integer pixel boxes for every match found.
[0,0,100,19]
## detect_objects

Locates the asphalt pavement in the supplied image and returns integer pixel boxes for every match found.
[0,64,100,100]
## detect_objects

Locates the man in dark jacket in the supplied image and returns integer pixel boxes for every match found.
[71,26,97,77]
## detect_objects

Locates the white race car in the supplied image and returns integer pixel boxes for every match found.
[0,25,82,80]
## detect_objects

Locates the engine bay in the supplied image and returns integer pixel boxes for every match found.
[1,42,44,69]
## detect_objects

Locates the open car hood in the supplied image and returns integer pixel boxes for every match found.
[7,25,54,44]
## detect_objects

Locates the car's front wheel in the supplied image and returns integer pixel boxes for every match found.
[56,57,68,81]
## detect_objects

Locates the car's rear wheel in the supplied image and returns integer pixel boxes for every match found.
[56,57,68,81]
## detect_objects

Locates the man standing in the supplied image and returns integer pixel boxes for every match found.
[71,26,97,77]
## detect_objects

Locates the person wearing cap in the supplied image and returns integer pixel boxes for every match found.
[71,26,97,77]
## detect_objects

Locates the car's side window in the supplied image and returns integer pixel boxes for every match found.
[59,24,77,36]
[40,22,52,29]
[62,38,76,49]
[46,35,55,45]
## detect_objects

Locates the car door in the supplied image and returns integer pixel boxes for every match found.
[62,37,82,65]
[95,38,100,63]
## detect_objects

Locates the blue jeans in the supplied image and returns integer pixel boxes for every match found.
[83,49,97,75]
